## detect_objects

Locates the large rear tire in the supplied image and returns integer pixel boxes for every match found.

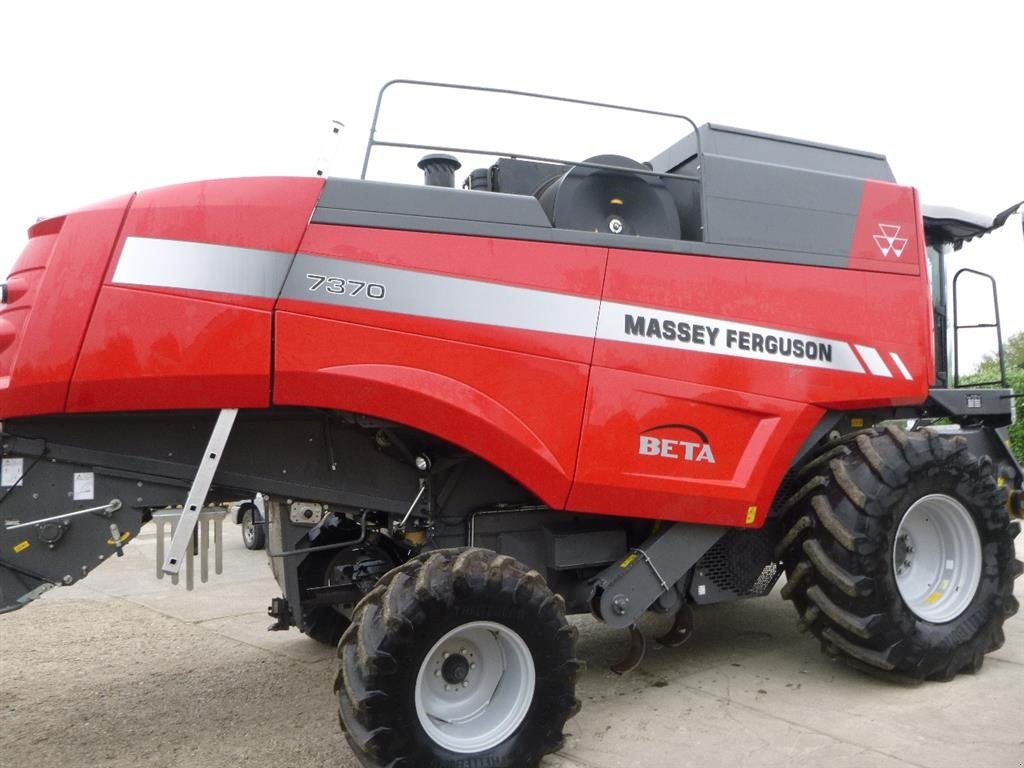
[335,548,581,767]
[778,426,1021,681]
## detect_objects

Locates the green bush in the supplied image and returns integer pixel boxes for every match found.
[961,363,1024,464]
[1006,368,1024,463]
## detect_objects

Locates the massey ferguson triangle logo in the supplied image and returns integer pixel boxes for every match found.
[638,424,716,464]
[874,223,908,258]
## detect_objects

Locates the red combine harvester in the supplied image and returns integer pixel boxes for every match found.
[2,81,1021,767]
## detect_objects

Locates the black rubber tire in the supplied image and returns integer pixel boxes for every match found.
[299,537,397,647]
[335,547,581,768]
[303,606,348,647]
[778,426,1022,682]
[239,504,265,550]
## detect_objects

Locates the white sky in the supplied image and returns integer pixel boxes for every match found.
[1,0,1021,373]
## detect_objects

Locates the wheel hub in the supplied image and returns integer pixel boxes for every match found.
[893,494,982,623]
[442,653,471,685]
[414,621,536,754]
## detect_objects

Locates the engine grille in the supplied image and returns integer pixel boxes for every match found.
[691,526,781,604]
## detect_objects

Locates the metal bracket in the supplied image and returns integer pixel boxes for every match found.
[394,478,428,532]
[161,409,237,576]
[591,522,726,628]
[3,498,122,530]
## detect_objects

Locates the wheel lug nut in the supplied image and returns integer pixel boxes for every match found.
[462,682,469,688]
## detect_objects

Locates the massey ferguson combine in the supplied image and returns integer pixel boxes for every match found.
[2,81,1022,767]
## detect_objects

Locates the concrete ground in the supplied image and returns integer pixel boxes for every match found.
[1,523,1021,768]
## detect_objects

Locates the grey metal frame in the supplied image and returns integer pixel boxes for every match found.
[591,522,726,628]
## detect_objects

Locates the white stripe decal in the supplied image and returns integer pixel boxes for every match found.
[111,238,895,379]
[597,301,866,374]
[282,253,601,339]
[112,237,293,299]
[889,352,913,381]
[855,345,893,377]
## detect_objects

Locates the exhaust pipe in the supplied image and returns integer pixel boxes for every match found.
[417,154,461,188]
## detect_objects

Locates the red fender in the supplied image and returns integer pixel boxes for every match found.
[277,362,574,508]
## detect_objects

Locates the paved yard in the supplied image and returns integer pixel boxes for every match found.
[1,523,1021,768]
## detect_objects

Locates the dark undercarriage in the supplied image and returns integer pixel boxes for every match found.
[0,408,785,627]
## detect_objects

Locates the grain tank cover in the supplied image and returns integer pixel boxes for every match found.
[650,124,897,263]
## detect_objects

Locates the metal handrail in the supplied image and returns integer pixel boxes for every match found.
[359,79,705,234]
[952,267,1007,388]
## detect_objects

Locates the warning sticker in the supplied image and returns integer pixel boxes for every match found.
[1,458,24,487]
[73,472,95,501]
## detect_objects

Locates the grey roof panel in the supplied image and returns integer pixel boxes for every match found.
[309,205,849,269]
[701,154,863,258]
[317,178,553,228]
[650,123,895,181]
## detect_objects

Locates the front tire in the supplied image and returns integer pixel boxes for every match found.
[336,548,581,767]
[779,426,1021,681]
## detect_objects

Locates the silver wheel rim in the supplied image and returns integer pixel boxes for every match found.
[241,512,256,545]
[414,621,535,754]
[894,494,982,623]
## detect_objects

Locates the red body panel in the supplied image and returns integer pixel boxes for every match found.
[595,248,931,408]
[274,313,590,507]
[285,225,605,363]
[275,226,608,507]
[68,287,273,412]
[567,225,931,525]
[116,177,324,256]
[299,225,606,297]
[1,173,936,527]
[65,178,324,411]
[569,368,823,527]
[0,195,133,418]
[847,180,921,276]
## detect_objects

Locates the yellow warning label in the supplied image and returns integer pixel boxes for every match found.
[745,506,758,525]
[850,417,864,428]
[925,592,943,605]
[106,531,132,545]
[620,553,638,569]
[13,540,30,554]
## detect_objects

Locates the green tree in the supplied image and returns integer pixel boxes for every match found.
[964,330,1024,463]
[976,330,1024,371]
